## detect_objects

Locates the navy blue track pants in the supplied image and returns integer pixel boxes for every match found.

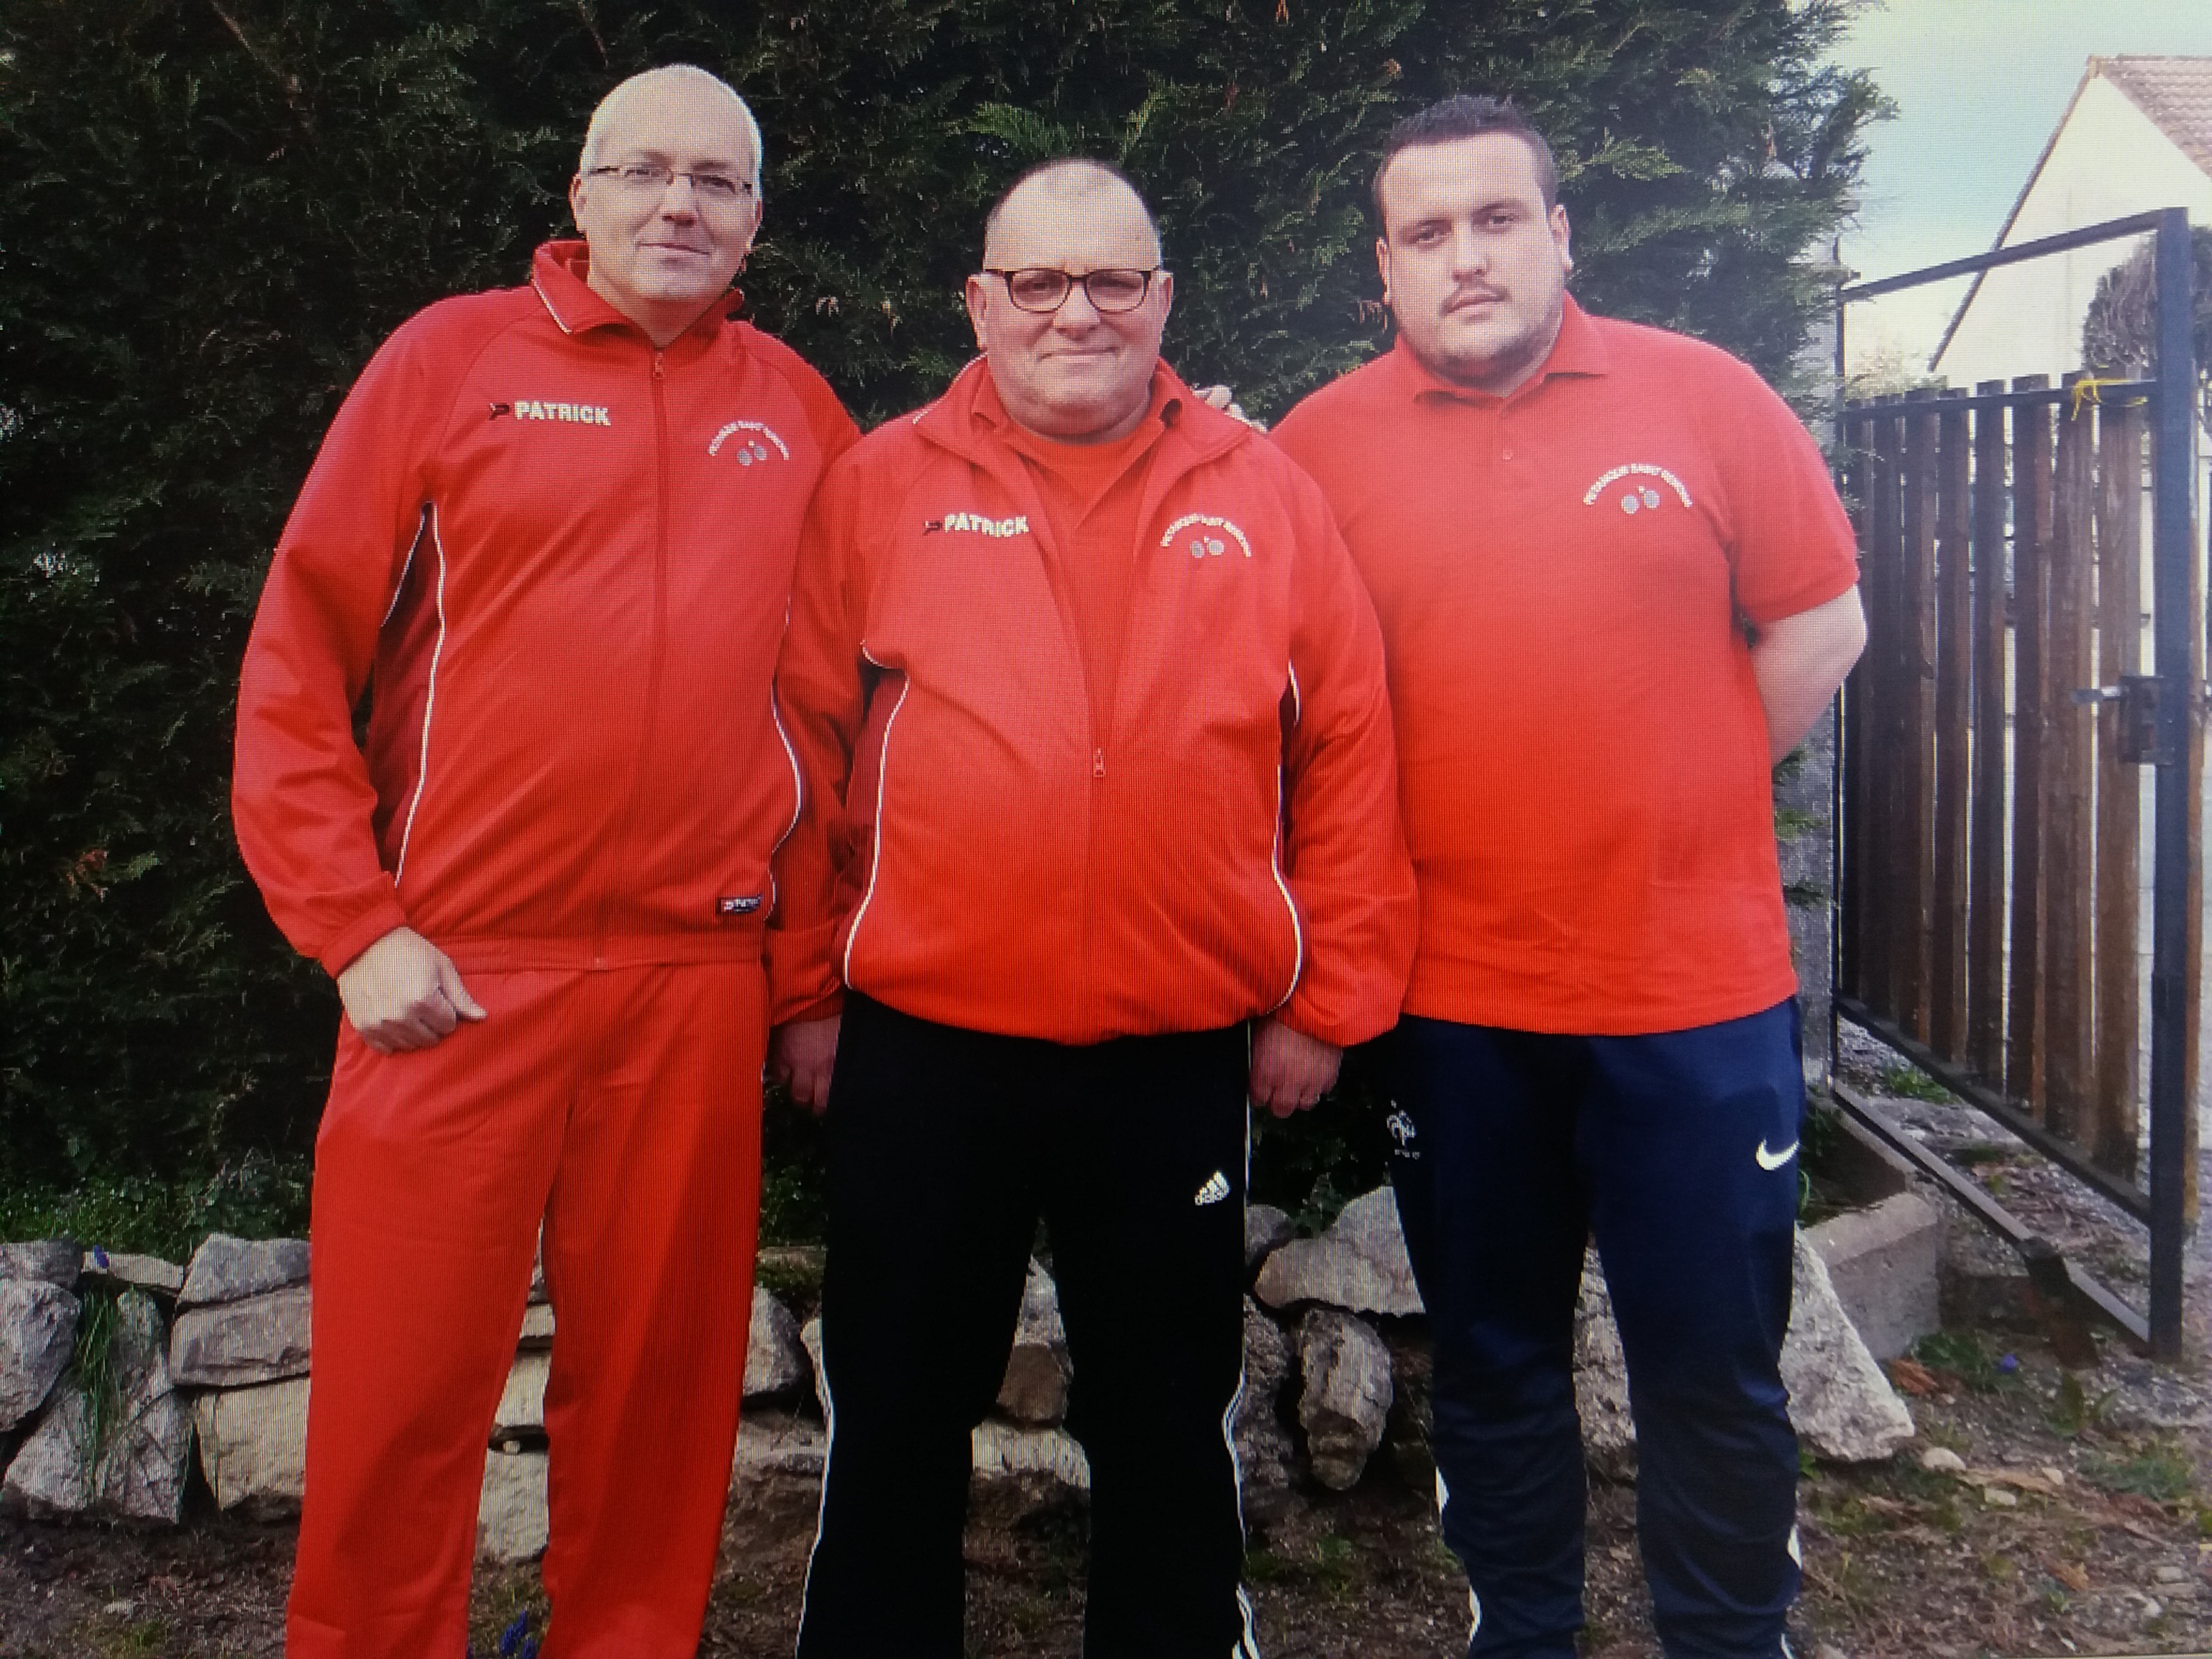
[1384,1000,1805,1659]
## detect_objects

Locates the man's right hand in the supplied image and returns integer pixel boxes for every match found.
[335,926,487,1054]
[770,1015,841,1113]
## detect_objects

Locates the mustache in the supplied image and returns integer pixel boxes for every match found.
[1443,285,1507,312]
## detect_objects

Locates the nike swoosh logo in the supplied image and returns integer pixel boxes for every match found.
[1756,1139,1799,1171]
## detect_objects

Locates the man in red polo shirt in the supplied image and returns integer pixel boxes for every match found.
[769,157,1415,1658]
[1274,97,1865,1659]
[232,65,855,1658]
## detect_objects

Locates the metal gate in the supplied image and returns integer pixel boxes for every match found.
[1832,209,2202,1359]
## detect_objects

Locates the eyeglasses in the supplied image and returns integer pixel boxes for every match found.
[985,267,1162,314]
[585,163,755,206]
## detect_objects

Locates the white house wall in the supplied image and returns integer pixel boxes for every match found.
[1935,76,2212,390]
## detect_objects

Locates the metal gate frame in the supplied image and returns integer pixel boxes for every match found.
[1833,208,2200,1360]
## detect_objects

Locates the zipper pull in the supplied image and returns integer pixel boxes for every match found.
[1092,747,1106,779]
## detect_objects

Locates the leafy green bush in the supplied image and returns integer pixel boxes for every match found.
[2,0,1878,1211]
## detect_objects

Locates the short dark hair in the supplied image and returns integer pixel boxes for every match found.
[1372,96,1558,229]
[983,157,1161,258]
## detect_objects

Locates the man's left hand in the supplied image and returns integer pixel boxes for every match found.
[1195,384,1265,432]
[1249,1019,1341,1118]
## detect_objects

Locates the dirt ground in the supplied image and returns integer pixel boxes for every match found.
[11,1034,2212,1657]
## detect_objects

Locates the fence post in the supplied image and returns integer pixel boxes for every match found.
[2093,399,2144,1178]
[2009,377,2053,1115]
[1931,390,1972,1060]
[1967,382,2010,1081]
[2045,373,2098,1143]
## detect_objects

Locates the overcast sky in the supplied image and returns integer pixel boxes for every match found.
[1826,0,2209,369]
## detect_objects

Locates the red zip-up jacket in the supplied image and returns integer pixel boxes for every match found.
[769,360,1416,1047]
[234,242,858,977]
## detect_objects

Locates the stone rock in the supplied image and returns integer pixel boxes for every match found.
[0,1241,81,1288]
[1255,1186,1423,1317]
[800,1315,827,1415]
[1782,1237,1917,1462]
[1244,1204,1296,1271]
[745,1286,810,1404]
[1919,1446,1966,1474]
[1573,1238,1916,1473]
[517,1303,555,1349]
[3,1290,190,1525]
[169,1285,311,1387]
[1296,1308,1394,1490]
[995,1261,1070,1426]
[195,1378,308,1517]
[81,1250,184,1298]
[727,1410,830,1544]
[0,1280,79,1433]
[493,1351,550,1437]
[1233,1297,1298,1524]
[970,1419,1090,1491]
[179,1235,309,1307]
[1573,1261,1637,1481]
[1807,1191,1943,1361]
[529,1232,548,1306]
[478,1448,548,1563]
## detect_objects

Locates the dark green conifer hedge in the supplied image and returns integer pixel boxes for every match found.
[1,0,1879,1200]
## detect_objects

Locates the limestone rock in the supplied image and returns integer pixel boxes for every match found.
[744,1286,810,1404]
[0,1241,81,1288]
[970,1419,1090,1491]
[493,1351,550,1437]
[1233,1297,1298,1524]
[1782,1236,1917,1463]
[1244,1204,1296,1271]
[517,1303,555,1349]
[0,1280,79,1432]
[3,1290,190,1525]
[1572,1237,1914,1474]
[478,1448,548,1563]
[1297,1308,1394,1490]
[727,1410,830,1542]
[195,1378,308,1517]
[995,1260,1070,1426]
[800,1315,827,1415]
[1256,1186,1424,1317]
[81,1250,184,1298]
[169,1285,311,1387]
[1573,1261,1637,1481]
[179,1235,309,1307]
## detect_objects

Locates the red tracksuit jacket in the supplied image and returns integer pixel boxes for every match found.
[234,241,857,977]
[769,359,1417,1047]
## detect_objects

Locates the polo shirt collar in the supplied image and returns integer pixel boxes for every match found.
[529,239,737,344]
[1382,292,1610,405]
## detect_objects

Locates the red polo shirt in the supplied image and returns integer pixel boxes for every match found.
[1273,297,1858,1034]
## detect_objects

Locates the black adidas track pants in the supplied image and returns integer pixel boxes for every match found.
[796,992,1260,1659]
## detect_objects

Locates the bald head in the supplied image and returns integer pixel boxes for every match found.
[982,159,1162,270]
[580,64,763,195]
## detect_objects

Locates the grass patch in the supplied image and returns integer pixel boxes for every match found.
[2045,1371,2120,1439]
[2083,1438,2195,1504]
[1878,1063,1953,1103]
[1911,1330,2020,1393]
[0,1151,310,1261]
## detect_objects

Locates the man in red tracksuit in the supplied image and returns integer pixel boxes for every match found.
[768,158,1418,1659]
[231,66,855,1657]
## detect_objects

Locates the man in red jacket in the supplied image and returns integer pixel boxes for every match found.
[1274,97,1866,1659]
[231,65,856,1658]
[769,159,1416,1658]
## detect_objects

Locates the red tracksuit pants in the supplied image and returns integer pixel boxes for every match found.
[285,957,766,1658]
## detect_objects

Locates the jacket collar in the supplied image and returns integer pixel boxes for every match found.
[1380,292,1610,405]
[529,240,739,345]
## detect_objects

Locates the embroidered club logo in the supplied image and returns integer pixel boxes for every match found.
[1582,463,1693,515]
[923,511,1031,539]
[709,419,791,467]
[491,398,613,426]
[716,894,764,917]
[1160,512,1252,559]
